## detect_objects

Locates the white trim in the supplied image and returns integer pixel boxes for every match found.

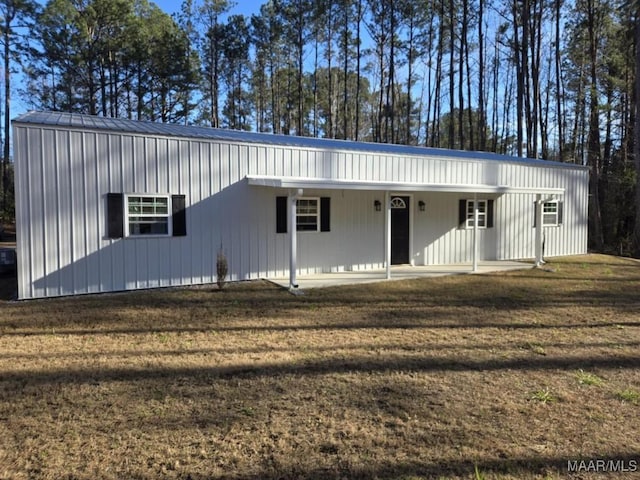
[542,200,560,227]
[125,193,172,238]
[295,197,320,232]
[289,189,303,289]
[535,194,545,266]
[385,191,391,279]
[246,175,565,195]
[390,197,407,208]
[473,194,479,272]
[465,199,488,229]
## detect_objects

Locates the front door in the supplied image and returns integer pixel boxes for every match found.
[391,196,410,264]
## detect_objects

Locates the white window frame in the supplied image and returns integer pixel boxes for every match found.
[125,194,172,237]
[542,201,559,226]
[296,197,320,232]
[465,199,487,229]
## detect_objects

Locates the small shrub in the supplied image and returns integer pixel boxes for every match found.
[616,389,639,404]
[216,247,228,290]
[474,464,487,480]
[531,388,555,404]
[576,369,603,386]
[528,343,546,356]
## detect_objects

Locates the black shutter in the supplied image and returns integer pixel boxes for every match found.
[558,201,564,225]
[107,193,124,238]
[458,199,467,227]
[276,196,288,233]
[172,194,186,236]
[533,201,538,228]
[320,197,331,232]
[487,199,494,228]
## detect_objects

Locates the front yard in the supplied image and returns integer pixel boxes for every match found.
[0,254,639,479]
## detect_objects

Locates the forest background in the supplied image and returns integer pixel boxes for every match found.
[1,0,639,255]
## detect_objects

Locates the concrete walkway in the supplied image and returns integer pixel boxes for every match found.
[268,260,533,290]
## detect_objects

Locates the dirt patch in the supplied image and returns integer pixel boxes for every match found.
[0,254,639,479]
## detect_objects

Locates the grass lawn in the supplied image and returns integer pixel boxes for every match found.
[0,254,639,479]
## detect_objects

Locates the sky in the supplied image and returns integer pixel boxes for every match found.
[152,0,260,20]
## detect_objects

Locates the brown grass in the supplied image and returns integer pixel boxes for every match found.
[0,254,639,479]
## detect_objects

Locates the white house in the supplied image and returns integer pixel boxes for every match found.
[13,111,588,299]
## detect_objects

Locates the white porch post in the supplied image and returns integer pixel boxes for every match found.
[535,193,544,266]
[289,189,302,289]
[472,193,479,272]
[385,191,391,279]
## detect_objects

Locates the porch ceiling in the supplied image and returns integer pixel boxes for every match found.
[246,175,564,195]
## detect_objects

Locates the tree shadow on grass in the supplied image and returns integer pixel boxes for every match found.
[79,453,639,479]
[3,351,639,389]
[2,339,639,362]
[220,453,640,480]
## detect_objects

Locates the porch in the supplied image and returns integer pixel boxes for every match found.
[267,260,533,290]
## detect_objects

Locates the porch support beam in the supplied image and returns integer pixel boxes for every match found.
[289,189,303,289]
[472,193,479,272]
[535,193,544,266]
[385,191,391,279]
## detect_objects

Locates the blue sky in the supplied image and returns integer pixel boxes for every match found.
[152,0,260,19]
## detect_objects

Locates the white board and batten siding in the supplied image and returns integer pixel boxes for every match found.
[13,112,588,299]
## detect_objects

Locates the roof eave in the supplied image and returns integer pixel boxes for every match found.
[246,175,565,195]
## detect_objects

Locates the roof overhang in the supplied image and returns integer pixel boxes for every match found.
[246,175,564,195]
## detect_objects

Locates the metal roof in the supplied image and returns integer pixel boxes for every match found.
[14,111,584,169]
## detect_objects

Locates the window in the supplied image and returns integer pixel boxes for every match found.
[296,197,320,231]
[540,201,563,227]
[127,195,170,235]
[466,199,487,228]
[276,196,331,233]
[106,193,186,239]
[458,198,494,229]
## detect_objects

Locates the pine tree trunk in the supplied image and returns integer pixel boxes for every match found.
[2,13,10,216]
[634,8,640,256]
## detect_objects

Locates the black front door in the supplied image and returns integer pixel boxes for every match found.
[391,196,410,264]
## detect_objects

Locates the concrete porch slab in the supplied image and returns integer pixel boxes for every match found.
[267,260,533,290]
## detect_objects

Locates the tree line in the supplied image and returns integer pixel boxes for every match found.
[1,0,639,255]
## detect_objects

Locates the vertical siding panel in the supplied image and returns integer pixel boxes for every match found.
[41,129,58,297]
[14,128,31,298]
[201,142,214,283]
[69,132,87,294]
[190,141,203,284]
[56,131,73,295]
[159,138,172,287]
[96,133,112,293]
[95,135,108,287]
[84,133,100,293]
[177,140,191,285]
[110,134,126,292]
[29,129,45,298]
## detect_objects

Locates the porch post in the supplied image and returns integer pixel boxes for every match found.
[385,191,391,279]
[289,189,302,289]
[535,193,544,266]
[472,193,479,272]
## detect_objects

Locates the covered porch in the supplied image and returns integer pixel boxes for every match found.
[247,175,563,291]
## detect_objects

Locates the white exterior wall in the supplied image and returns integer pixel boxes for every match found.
[14,121,588,299]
